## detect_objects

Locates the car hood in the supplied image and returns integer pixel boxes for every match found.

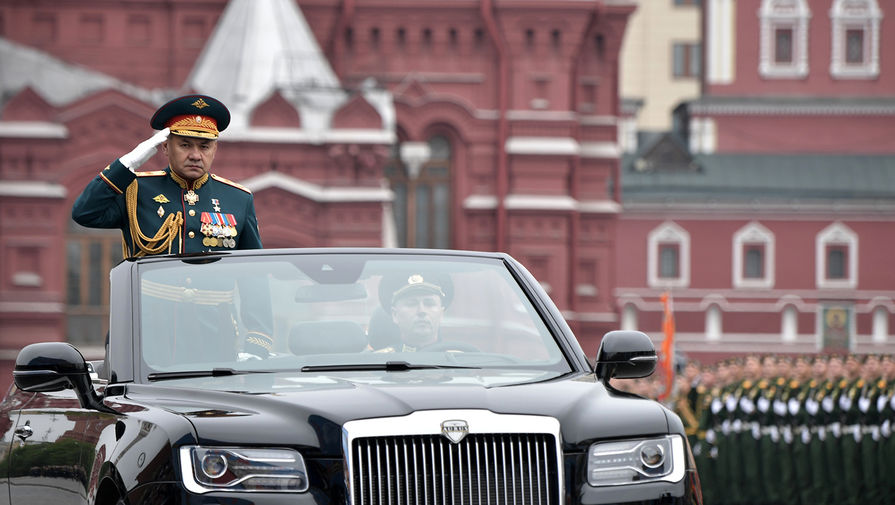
[123,369,670,455]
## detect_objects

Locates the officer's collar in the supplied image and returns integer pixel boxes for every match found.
[168,168,209,191]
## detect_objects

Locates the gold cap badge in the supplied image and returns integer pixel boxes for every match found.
[191,98,210,109]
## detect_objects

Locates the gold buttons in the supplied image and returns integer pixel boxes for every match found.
[188,231,195,238]
[189,209,196,217]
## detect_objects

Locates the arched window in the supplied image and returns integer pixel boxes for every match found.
[648,222,690,288]
[385,134,453,249]
[872,305,889,344]
[732,221,775,288]
[830,0,882,79]
[815,222,858,289]
[782,305,798,342]
[706,305,722,341]
[758,0,811,78]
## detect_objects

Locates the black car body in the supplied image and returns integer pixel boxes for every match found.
[0,248,701,504]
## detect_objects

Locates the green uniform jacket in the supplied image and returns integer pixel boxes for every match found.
[72,159,262,256]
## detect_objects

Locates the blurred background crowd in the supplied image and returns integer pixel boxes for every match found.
[614,353,895,505]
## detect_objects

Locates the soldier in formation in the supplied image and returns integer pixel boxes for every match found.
[676,353,895,505]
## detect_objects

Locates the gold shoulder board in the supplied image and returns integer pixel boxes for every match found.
[137,171,167,177]
[211,174,252,193]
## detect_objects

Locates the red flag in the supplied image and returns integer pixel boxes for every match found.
[658,292,675,401]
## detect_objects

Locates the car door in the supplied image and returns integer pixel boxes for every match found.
[0,386,34,505]
[7,389,91,504]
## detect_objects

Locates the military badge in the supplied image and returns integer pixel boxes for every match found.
[191,98,210,109]
[184,190,199,205]
[152,194,170,203]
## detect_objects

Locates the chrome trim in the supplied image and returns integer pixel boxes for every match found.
[178,446,309,494]
[343,410,563,505]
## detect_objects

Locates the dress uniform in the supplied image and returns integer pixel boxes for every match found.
[72,94,263,257]
[71,94,272,358]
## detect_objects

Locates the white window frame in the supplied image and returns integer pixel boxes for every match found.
[732,221,775,289]
[830,0,882,79]
[758,0,811,79]
[815,222,858,289]
[648,222,690,288]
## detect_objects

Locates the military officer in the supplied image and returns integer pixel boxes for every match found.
[72,94,262,257]
[72,94,272,358]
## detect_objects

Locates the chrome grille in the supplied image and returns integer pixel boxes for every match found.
[351,433,559,505]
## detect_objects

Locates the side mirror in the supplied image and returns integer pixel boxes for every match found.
[14,342,115,413]
[594,330,657,384]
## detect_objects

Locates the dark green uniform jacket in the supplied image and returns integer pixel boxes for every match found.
[72,159,262,257]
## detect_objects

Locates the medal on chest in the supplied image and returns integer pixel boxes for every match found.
[184,190,199,205]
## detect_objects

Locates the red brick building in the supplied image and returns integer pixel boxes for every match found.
[0,0,634,391]
[618,0,895,360]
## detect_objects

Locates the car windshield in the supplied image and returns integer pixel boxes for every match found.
[137,252,570,380]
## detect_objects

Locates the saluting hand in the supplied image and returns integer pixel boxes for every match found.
[120,127,170,172]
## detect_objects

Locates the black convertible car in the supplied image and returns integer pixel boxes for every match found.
[0,248,701,504]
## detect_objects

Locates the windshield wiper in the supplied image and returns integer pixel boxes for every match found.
[147,368,275,381]
[301,361,480,372]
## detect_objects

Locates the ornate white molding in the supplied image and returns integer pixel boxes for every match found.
[829,0,882,79]
[758,0,811,79]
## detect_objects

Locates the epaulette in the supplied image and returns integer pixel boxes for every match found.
[136,171,167,177]
[839,379,849,389]
[758,380,768,389]
[211,174,252,193]
[790,380,800,389]
[743,380,753,389]
[856,379,865,389]
[809,379,817,388]
[776,377,786,386]
[879,379,887,390]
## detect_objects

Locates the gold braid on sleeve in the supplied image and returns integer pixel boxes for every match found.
[124,181,184,257]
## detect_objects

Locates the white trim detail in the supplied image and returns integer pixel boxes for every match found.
[505,137,579,156]
[580,141,621,159]
[463,195,498,210]
[872,306,889,344]
[647,221,690,289]
[0,180,67,198]
[222,127,395,145]
[732,221,775,289]
[758,0,811,79]
[505,195,577,211]
[782,305,798,342]
[0,121,68,139]
[462,194,620,214]
[707,0,736,85]
[815,222,858,289]
[621,303,638,331]
[706,304,722,341]
[829,0,882,79]
[688,117,717,154]
[241,172,393,202]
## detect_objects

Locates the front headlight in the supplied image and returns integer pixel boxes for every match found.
[587,435,685,486]
[179,446,309,493]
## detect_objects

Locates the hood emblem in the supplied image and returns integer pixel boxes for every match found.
[441,420,469,444]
